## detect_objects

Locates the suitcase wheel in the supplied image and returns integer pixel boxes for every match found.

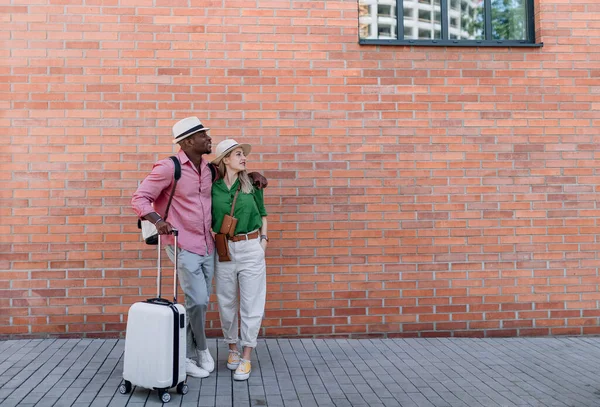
[177,382,188,395]
[119,380,132,394]
[159,389,171,403]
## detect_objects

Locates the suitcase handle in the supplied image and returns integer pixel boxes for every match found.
[146,297,172,306]
[157,229,179,304]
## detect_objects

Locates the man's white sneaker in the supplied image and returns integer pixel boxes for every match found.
[198,349,215,373]
[185,358,209,378]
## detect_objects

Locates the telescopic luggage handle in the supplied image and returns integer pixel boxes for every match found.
[157,229,179,304]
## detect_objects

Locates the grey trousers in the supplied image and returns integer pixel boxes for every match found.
[165,245,215,360]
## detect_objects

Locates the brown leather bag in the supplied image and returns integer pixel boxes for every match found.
[215,185,242,262]
[219,214,238,237]
[219,185,241,238]
[215,233,230,262]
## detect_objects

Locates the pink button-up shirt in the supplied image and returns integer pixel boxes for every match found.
[132,150,214,256]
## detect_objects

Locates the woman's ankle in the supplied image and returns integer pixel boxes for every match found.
[241,347,252,360]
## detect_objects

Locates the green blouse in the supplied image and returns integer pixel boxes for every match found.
[211,178,267,235]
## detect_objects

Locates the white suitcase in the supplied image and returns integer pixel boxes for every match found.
[119,231,188,403]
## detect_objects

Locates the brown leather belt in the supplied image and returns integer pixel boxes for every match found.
[227,231,259,242]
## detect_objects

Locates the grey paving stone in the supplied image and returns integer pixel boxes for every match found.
[0,398,19,407]
[263,394,283,406]
[212,393,233,407]
[331,399,352,407]
[281,390,300,400]
[1,338,600,406]
[89,396,112,407]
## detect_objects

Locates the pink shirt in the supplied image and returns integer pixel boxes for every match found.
[132,150,214,256]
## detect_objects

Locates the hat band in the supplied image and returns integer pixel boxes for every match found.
[174,124,206,141]
[216,144,242,160]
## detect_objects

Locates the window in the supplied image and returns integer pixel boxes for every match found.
[358,0,539,47]
[418,9,431,23]
[378,4,393,16]
[359,0,397,39]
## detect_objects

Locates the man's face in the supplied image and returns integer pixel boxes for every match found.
[190,130,211,155]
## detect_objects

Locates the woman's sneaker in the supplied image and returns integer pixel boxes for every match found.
[233,359,251,381]
[227,350,241,370]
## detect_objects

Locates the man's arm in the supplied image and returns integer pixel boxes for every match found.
[208,162,268,189]
[248,172,268,189]
[132,160,175,234]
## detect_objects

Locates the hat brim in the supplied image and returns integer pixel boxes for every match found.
[211,143,251,165]
[172,127,210,144]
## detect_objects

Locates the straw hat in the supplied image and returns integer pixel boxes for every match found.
[211,139,251,165]
[172,116,210,144]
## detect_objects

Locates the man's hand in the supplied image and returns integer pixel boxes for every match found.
[248,172,268,189]
[143,212,173,235]
[155,220,174,235]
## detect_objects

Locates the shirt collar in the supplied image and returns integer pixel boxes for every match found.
[214,177,239,192]
[176,149,190,165]
[177,150,209,171]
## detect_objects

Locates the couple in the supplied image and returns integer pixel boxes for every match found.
[131,117,268,381]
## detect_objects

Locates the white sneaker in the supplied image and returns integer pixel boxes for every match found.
[198,349,215,373]
[185,358,209,378]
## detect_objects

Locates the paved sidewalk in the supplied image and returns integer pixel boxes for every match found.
[0,337,599,407]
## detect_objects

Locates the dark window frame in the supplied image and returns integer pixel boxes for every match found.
[359,0,542,47]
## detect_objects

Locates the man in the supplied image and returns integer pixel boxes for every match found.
[131,116,266,378]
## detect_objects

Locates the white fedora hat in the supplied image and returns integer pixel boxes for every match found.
[211,139,251,165]
[172,116,210,144]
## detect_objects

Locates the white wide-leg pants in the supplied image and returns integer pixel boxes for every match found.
[215,236,266,348]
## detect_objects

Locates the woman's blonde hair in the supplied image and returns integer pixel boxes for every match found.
[217,151,253,194]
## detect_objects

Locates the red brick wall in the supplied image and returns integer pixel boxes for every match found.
[2,0,599,338]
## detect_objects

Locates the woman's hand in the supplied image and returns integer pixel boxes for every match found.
[260,239,267,252]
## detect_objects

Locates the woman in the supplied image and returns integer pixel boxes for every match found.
[211,139,268,381]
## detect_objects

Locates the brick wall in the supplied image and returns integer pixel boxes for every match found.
[2,0,599,338]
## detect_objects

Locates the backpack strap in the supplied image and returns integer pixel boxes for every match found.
[163,156,181,220]
[170,156,181,181]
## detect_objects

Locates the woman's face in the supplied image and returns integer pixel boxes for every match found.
[223,147,246,173]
